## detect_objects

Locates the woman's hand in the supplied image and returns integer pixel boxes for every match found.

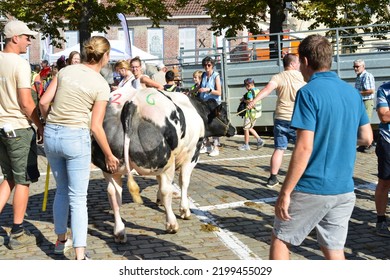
[199,87,210,93]
[105,154,119,173]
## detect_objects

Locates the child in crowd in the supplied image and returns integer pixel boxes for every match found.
[238,78,264,151]
[163,70,181,92]
[188,70,203,97]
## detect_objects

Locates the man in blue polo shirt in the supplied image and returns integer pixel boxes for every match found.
[269,34,373,260]
[374,82,390,237]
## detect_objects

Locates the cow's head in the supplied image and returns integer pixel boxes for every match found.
[205,99,236,137]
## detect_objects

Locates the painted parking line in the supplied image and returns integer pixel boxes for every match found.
[198,154,278,163]
[182,155,379,260]
[355,183,377,191]
[198,197,277,212]
[172,183,262,260]
[191,207,261,260]
[1,153,378,260]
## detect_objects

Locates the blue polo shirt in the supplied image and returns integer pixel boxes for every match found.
[291,71,369,195]
[377,82,390,143]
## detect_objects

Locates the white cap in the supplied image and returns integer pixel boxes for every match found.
[157,62,165,70]
[4,20,38,39]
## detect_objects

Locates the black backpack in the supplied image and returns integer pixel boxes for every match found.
[237,99,246,117]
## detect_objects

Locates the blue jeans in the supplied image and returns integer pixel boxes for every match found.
[44,124,91,248]
[273,119,296,150]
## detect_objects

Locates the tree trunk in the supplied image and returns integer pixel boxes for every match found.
[78,1,94,54]
[268,0,286,59]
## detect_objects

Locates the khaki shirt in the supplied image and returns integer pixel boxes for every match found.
[270,70,306,121]
[0,52,32,129]
[47,64,110,128]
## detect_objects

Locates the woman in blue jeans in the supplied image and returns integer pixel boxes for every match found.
[39,36,119,260]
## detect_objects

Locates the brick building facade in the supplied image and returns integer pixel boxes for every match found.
[0,0,222,66]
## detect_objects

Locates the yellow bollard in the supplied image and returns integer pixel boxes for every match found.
[42,163,50,211]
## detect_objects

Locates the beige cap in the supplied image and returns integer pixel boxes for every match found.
[4,20,38,39]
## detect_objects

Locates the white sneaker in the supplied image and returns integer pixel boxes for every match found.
[238,144,251,151]
[208,148,219,157]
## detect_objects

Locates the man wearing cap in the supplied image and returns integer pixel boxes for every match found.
[151,63,167,86]
[0,20,43,249]
[248,53,305,188]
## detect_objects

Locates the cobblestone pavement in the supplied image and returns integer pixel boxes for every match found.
[0,135,385,260]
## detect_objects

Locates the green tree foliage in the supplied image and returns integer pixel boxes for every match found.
[205,0,390,36]
[292,0,390,51]
[293,0,390,30]
[2,0,389,52]
[205,0,390,54]
[0,0,190,47]
[204,0,285,38]
[204,0,288,58]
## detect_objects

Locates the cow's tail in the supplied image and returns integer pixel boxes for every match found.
[122,101,143,204]
[127,174,143,204]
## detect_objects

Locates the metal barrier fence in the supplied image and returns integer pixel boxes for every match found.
[179,23,390,129]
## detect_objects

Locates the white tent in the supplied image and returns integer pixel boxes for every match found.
[48,40,159,64]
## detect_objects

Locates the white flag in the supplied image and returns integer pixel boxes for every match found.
[117,13,132,58]
[42,35,52,61]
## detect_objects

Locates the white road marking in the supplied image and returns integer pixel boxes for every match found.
[191,207,261,260]
[182,155,378,260]
[198,154,280,163]
[173,183,262,260]
[198,197,277,212]
[355,183,377,191]
[1,153,379,260]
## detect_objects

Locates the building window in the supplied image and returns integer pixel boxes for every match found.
[65,31,79,48]
[148,28,163,59]
[179,27,196,63]
[118,28,134,45]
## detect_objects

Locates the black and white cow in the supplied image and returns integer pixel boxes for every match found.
[91,87,235,242]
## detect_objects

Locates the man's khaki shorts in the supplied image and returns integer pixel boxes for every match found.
[0,127,40,184]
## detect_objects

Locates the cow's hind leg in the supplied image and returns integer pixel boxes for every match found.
[104,172,127,243]
[157,173,179,234]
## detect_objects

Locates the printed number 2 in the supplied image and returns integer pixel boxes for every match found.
[110,93,122,105]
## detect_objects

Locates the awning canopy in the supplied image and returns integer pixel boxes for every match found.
[48,40,160,65]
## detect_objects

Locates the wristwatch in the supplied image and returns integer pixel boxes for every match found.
[208,88,212,93]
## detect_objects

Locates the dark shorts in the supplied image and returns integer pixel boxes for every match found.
[376,134,390,180]
[273,119,296,149]
[0,127,40,184]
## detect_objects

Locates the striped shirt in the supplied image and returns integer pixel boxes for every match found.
[355,70,375,100]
